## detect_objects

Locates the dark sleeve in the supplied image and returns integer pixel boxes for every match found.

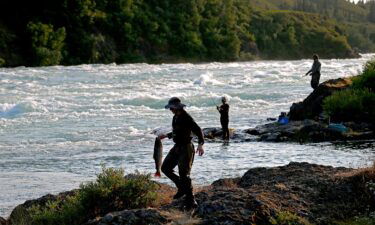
[307,66,313,74]
[188,115,204,145]
[311,61,321,74]
[167,132,173,139]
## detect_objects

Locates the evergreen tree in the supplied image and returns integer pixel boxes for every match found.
[368,0,375,22]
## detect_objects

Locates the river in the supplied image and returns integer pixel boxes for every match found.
[1,54,374,217]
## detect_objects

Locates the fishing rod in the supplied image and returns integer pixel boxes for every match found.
[209,96,218,109]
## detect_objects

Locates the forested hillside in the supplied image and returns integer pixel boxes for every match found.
[249,0,375,53]
[0,0,368,67]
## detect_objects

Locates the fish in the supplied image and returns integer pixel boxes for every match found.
[152,127,171,137]
[153,137,163,177]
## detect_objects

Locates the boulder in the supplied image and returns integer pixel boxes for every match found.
[193,162,374,224]
[8,190,76,225]
[84,209,169,225]
[201,127,254,142]
[288,78,352,121]
[245,120,374,142]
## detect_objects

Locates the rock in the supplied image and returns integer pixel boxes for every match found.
[7,162,375,225]
[201,127,254,142]
[8,190,76,225]
[85,209,169,225]
[288,77,352,121]
[0,217,6,225]
[244,119,375,142]
[102,213,114,223]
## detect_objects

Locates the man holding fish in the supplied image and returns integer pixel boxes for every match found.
[157,97,205,210]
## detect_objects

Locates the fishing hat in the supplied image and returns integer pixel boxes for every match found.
[165,97,186,109]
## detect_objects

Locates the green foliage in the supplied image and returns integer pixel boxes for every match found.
[323,89,375,122]
[0,0,372,66]
[345,23,375,53]
[0,57,5,66]
[323,59,375,123]
[352,59,375,91]
[250,11,354,59]
[27,22,66,66]
[270,211,311,225]
[28,166,158,225]
[248,0,375,54]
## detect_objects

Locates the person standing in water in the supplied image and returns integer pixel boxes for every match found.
[305,54,321,89]
[216,96,230,141]
[159,97,204,210]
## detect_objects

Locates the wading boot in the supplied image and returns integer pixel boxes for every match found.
[184,194,198,211]
[173,189,186,199]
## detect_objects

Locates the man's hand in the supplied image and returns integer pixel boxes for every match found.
[196,144,204,156]
[216,106,219,110]
[158,134,167,139]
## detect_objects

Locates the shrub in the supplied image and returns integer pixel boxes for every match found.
[323,89,375,122]
[269,211,311,225]
[28,166,158,225]
[352,59,375,91]
[323,58,375,123]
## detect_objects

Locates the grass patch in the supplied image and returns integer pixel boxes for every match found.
[28,166,158,225]
[269,211,312,225]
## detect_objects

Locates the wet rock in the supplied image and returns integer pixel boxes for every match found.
[245,120,374,142]
[288,77,352,121]
[202,127,254,142]
[85,209,169,225]
[202,127,222,139]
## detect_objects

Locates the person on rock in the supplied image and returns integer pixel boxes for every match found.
[216,96,230,141]
[305,54,321,89]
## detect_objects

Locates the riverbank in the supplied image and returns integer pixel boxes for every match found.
[2,162,374,225]
[204,73,375,143]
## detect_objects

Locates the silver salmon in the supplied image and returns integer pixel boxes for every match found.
[153,137,163,177]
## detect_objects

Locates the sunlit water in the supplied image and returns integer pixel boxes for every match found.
[1,55,375,217]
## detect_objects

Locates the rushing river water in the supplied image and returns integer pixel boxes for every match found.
[1,55,375,217]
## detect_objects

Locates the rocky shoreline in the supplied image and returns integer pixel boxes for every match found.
[203,77,374,143]
[2,162,374,225]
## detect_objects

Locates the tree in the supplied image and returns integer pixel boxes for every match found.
[27,22,66,66]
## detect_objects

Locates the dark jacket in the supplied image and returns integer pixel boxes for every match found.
[218,103,229,122]
[307,60,321,75]
[167,110,204,145]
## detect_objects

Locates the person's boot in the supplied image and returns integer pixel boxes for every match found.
[173,181,186,199]
[173,188,186,199]
[184,194,198,210]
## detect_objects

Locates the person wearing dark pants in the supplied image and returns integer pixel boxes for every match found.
[305,54,321,89]
[217,96,230,141]
[159,97,204,210]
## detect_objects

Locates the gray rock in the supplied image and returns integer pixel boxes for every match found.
[102,213,114,223]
